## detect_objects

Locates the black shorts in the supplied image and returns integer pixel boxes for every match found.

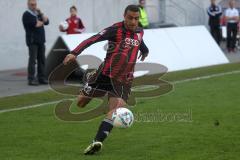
[81,71,131,102]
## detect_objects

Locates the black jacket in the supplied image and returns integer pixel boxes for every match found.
[22,10,49,46]
[207,4,222,28]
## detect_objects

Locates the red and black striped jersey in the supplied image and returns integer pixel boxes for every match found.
[72,21,149,83]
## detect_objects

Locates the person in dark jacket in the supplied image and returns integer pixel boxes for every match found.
[22,0,49,85]
[207,0,223,45]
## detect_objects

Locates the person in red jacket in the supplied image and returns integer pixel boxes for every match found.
[59,6,85,34]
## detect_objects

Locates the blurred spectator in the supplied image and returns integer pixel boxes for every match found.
[22,0,49,86]
[138,0,149,29]
[225,0,239,52]
[59,6,85,34]
[207,0,222,45]
[220,16,227,26]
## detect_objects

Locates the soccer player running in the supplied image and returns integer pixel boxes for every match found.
[63,5,149,155]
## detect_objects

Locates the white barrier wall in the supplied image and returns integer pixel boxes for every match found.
[0,0,160,71]
[61,26,229,72]
[0,0,224,71]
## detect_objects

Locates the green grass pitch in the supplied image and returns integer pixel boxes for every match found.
[0,63,240,160]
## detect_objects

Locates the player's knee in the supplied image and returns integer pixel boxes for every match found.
[109,97,126,107]
[106,104,127,120]
[118,100,126,107]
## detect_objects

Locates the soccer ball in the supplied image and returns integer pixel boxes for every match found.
[112,107,134,128]
[60,21,69,30]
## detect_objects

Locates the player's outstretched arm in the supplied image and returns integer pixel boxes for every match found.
[63,26,115,65]
[138,52,148,61]
[138,40,149,61]
[71,26,115,56]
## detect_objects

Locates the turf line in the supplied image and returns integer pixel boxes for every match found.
[172,70,240,84]
[0,70,240,114]
[0,100,60,114]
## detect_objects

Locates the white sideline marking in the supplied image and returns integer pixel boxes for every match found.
[172,70,240,84]
[0,101,60,114]
[0,70,240,114]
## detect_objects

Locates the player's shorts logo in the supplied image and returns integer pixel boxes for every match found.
[83,83,92,95]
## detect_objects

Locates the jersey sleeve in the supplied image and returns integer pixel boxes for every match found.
[78,18,85,29]
[139,40,149,56]
[236,10,240,17]
[225,9,229,17]
[72,26,116,55]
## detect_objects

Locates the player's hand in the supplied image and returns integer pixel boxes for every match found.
[42,16,48,23]
[138,52,148,61]
[74,28,81,33]
[36,20,44,27]
[74,28,85,33]
[63,54,77,65]
[36,8,42,15]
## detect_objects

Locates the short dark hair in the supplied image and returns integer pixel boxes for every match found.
[124,5,140,15]
[70,5,77,11]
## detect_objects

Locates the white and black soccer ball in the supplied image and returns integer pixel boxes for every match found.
[60,21,69,30]
[112,107,134,128]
